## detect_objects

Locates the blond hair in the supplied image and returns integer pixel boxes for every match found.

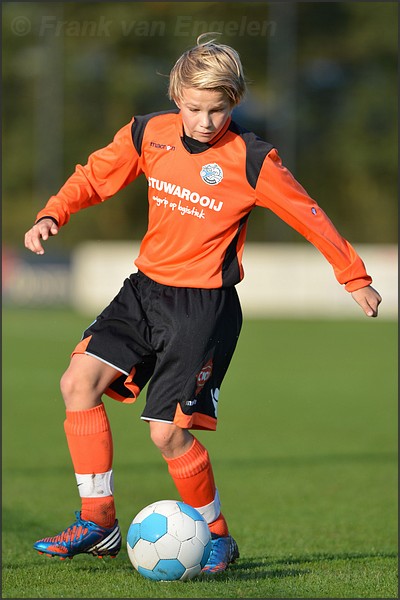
[168,33,246,107]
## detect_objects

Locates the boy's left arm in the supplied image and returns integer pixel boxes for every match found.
[255,148,382,317]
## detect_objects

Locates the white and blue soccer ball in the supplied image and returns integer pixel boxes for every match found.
[127,499,212,581]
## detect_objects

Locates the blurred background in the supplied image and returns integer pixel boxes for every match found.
[2,1,398,317]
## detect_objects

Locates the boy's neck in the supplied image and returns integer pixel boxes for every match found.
[181,132,210,154]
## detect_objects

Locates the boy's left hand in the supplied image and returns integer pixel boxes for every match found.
[351,285,382,317]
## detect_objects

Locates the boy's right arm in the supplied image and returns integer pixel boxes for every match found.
[24,119,141,253]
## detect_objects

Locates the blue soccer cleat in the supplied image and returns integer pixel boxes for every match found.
[201,534,239,574]
[33,511,122,560]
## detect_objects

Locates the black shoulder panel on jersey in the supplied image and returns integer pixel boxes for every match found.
[228,121,274,189]
[131,109,179,156]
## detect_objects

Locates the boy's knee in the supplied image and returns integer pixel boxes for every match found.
[149,424,173,452]
[60,368,75,399]
[149,422,192,457]
[60,368,94,406]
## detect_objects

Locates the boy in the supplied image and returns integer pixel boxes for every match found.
[24,34,381,574]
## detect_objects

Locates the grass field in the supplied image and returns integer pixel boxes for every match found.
[2,308,398,598]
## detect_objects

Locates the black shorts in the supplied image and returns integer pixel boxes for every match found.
[73,271,242,430]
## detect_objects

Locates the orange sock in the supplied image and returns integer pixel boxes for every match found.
[64,403,115,528]
[163,437,229,536]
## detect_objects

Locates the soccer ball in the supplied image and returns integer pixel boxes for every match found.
[127,499,212,581]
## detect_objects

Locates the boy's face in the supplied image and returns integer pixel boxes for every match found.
[176,88,232,143]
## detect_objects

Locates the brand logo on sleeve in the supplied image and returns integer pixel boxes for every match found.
[200,163,223,185]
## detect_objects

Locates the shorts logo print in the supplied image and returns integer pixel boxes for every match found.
[185,399,197,407]
[211,388,219,418]
[195,359,213,395]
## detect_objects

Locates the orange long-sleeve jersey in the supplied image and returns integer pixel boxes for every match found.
[36,110,372,291]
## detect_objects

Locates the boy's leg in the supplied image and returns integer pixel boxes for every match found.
[33,354,122,558]
[62,354,120,527]
[162,436,229,536]
[150,422,239,573]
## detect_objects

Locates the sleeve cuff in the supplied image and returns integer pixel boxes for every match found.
[35,215,59,226]
[344,277,372,292]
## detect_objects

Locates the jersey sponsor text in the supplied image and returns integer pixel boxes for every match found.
[148,177,223,212]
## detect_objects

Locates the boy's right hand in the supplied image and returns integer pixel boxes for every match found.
[24,218,59,255]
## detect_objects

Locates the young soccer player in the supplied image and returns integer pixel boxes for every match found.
[24,34,381,573]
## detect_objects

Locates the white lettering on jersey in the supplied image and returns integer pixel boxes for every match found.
[148,177,223,212]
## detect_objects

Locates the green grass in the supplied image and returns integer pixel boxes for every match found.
[2,308,398,598]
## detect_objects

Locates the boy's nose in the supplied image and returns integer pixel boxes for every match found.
[200,113,212,128]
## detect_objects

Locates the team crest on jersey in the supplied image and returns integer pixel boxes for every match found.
[200,163,223,186]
